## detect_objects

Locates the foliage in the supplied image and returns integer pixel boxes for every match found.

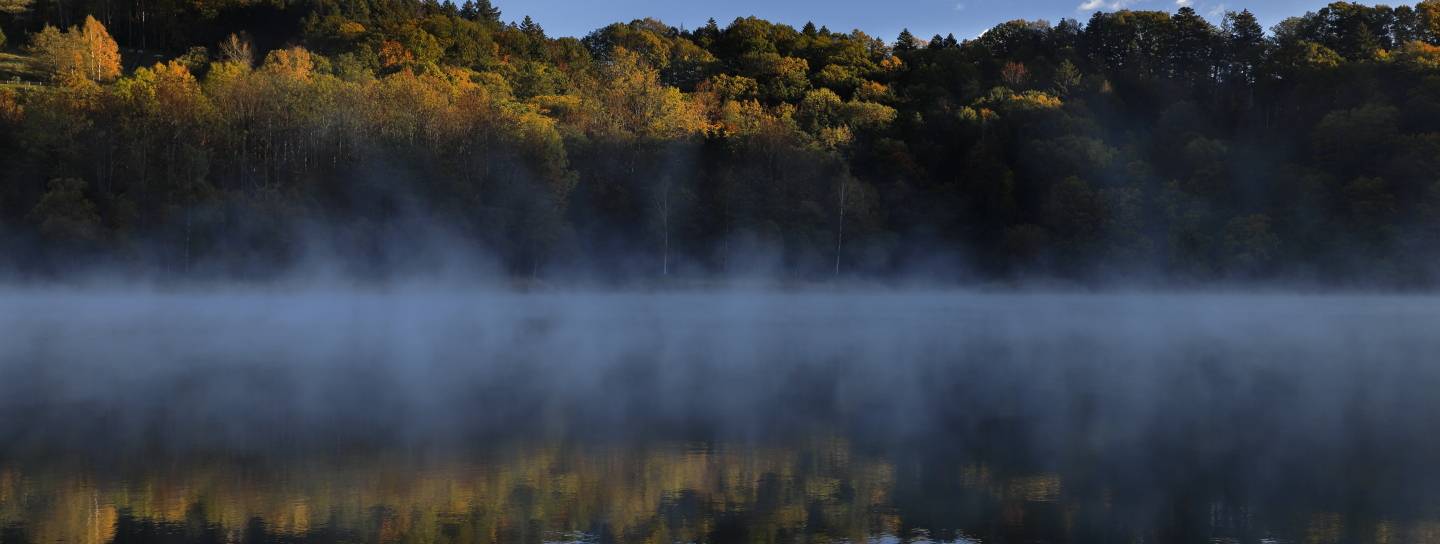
[1,1,1440,283]
[28,16,119,81]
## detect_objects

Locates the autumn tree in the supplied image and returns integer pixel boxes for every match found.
[0,0,30,16]
[1421,0,1440,43]
[1000,61,1030,88]
[115,61,216,269]
[29,16,120,82]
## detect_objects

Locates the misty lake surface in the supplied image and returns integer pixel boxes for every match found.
[2,291,1440,543]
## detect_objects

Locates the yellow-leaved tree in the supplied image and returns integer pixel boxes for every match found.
[29,15,120,82]
[593,47,704,140]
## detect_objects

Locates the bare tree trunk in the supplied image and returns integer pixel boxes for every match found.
[184,204,192,274]
[661,177,670,277]
[721,197,730,273]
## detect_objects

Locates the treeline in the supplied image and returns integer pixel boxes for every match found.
[2,1,1440,283]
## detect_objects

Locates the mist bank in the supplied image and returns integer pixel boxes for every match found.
[3,290,1438,462]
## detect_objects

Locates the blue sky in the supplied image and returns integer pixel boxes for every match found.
[501,0,1341,41]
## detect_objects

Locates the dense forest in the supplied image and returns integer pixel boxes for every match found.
[1,0,1439,284]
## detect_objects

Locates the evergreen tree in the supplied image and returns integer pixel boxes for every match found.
[1222,10,1266,84]
[519,14,546,58]
[520,15,544,39]
[1347,22,1381,60]
[894,28,918,53]
[470,0,500,24]
[1166,7,1217,83]
[695,18,720,47]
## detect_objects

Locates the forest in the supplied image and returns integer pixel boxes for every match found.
[1,0,1439,284]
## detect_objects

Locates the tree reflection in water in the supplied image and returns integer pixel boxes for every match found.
[4,293,1440,543]
[2,433,1439,543]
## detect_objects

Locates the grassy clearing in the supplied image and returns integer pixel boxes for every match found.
[0,48,174,93]
[0,51,45,90]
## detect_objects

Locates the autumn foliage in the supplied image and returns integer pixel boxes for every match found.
[2,2,1440,283]
[28,16,120,82]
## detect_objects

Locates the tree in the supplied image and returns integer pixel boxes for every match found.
[1221,10,1266,84]
[518,14,541,34]
[78,16,120,80]
[476,0,502,24]
[1312,103,1398,174]
[594,47,703,139]
[28,178,101,242]
[1397,40,1440,69]
[1345,20,1382,60]
[1000,61,1029,88]
[115,60,216,269]
[0,88,19,126]
[1421,0,1440,44]
[833,175,869,276]
[894,28,918,53]
[29,16,120,82]
[219,33,254,66]
[1084,10,1171,76]
[1222,214,1279,275]
[0,0,30,18]
[1166,7,1217,83]
[0,1,1439,284]
[519,15,544,44]
[694,18,720,48]
[755,54,811,103]
[1052,60,1081,96]
[1045,176,1107,266]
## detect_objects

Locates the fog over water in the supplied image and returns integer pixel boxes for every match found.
[1,289,1439,542]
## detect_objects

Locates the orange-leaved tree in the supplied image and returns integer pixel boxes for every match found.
[29,15,120,82]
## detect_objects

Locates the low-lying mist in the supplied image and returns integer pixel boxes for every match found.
[2,289,1436,460]
[4,288,1440,541]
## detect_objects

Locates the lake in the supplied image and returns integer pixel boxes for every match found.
[1,291,1438,543]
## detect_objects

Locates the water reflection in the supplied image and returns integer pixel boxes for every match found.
[4,292,1440,543]
[3,436,1439,543]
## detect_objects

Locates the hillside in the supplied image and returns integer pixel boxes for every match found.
[0,1,1439,284]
